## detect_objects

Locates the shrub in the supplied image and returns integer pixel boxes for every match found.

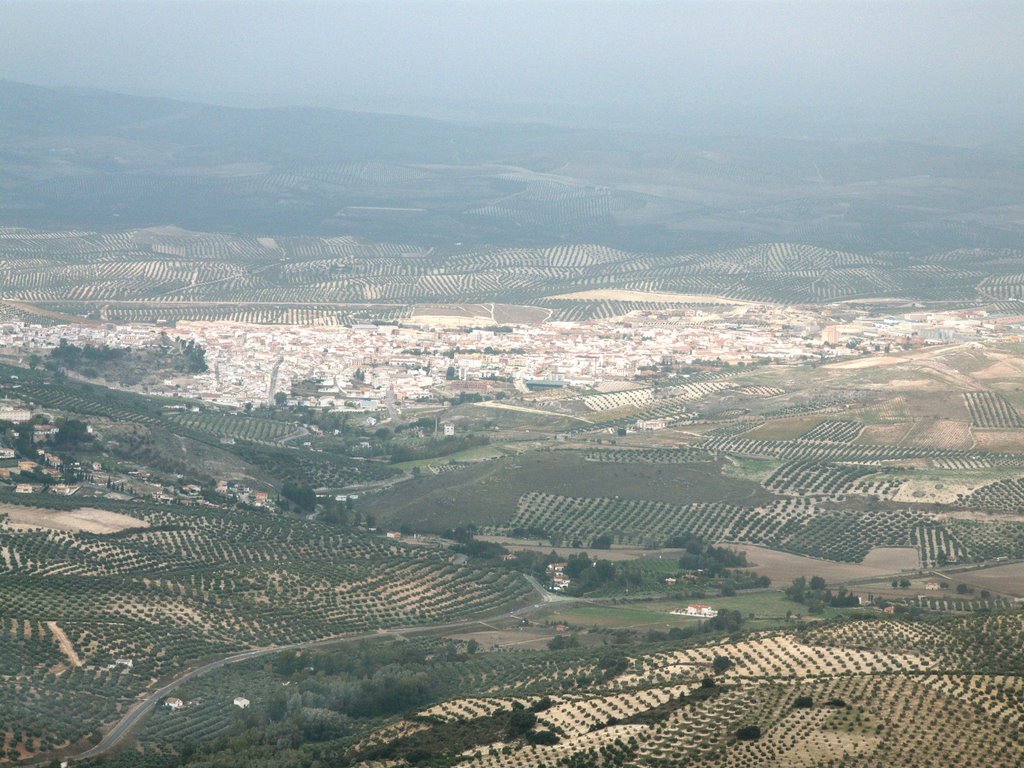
[735,725,761,741]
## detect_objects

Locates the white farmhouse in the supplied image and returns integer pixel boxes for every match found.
[671,604,719,619]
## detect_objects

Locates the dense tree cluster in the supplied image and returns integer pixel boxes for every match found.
[785,576,861,612]
[281,482,317,513]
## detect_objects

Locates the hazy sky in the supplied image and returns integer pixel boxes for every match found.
[2,1,1022,137]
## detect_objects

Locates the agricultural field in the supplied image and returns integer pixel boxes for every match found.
[5,233,1024,765]
[363,449,770,534]
[6,78,1024,768]
[110,611,1024,768]
[965,391,1024,429]
[359,343,1024,577]
[0,497,531,762]
[168,412,300,444]
[5,229,1024,321]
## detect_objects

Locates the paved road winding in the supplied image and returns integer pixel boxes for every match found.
[69,578,561,764]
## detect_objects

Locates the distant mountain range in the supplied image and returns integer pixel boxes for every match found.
[1,80,1022,252]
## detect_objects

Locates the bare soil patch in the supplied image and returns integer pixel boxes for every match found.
[826,356,905,371]
[902,419,973,450]
[886,378,944,390]
[860,547,920,571]
[0,504,147,534]
[492,304,551,324]
[46,622,83,667]
[856,422,913,445]
[973,360,1024,380]
[545,289,754,305]
[729,544,918,584]
[973,429,1024,452]
[744,417,822,441]
[2,300,103,326]
[445,629,553,651]
[958,562,1024,597]
[893,480,974,504]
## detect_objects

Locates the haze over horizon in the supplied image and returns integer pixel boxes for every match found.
[2,0,1023,144]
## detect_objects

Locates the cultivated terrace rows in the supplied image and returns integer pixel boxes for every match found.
[363,614,1024,767]
[0,499,529,762]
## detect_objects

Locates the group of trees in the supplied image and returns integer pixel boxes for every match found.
[785,576,861,612]
[162,640,525,767]
[44,337,208,379]
[50,339,129,374]
[280,481,316,513]
[179,340,208,373]
[53,417,92,447]
[668,533,750,577]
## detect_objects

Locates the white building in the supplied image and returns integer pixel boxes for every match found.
[672,604,718,618]
[0,408,32,424]
[233,696,250,709]
[635,418,667,431]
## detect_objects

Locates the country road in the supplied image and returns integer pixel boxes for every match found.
[58,558,929,764]
[67,578,563,764]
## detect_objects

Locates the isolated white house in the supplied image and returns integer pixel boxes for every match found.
[635,418,667,431]
[165,697,184,710]
[672,604,718,618]
[233,696,250,709]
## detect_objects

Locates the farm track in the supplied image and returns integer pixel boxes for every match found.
[471,401,594,423]
[45,621,83,668]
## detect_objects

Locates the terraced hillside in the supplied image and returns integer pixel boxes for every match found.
[0,497,529,762]
[105,612,1024,768]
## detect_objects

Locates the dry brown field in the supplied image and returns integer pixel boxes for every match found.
[957,562,1024,597]
[901,418,974,450]
[743,416,823,440]
[544,289,754,305]
[730,544,918,584]
[0,504,148,534]
[856,421,914,444]
[972,429,1024,452]
[445,628,554,651]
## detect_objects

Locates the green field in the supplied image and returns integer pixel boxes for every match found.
[539,591,838,631]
